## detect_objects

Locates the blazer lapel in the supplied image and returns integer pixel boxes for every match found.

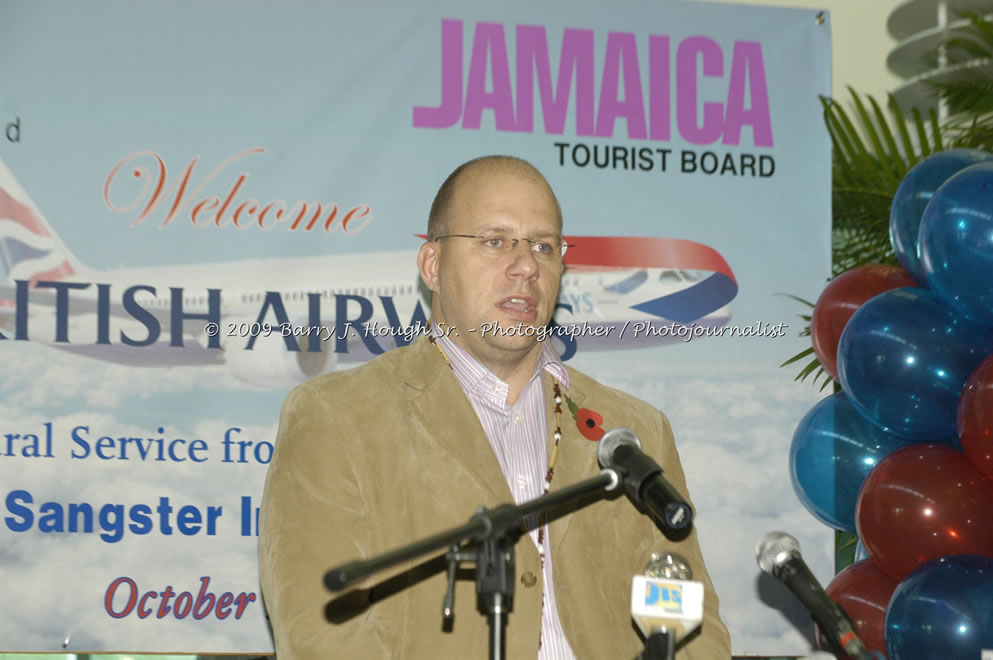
[399,335,513,505]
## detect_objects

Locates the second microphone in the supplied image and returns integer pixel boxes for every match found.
[597,428,694,540]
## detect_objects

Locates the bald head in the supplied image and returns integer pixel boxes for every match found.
[427,155,562,240]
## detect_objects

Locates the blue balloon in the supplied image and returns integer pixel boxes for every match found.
[885,555,993,660]
[920,161,993,328]
[837,287,993,439]
[790,392,923,532]
[890,149,993,284]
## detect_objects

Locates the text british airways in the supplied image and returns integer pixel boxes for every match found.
[0,280,428,356]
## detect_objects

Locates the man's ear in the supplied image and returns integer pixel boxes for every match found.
[417,241,440,293]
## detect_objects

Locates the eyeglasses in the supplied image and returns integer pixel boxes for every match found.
[434,234,574,260]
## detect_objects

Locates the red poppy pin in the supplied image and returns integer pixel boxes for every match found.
[563,393,605,442]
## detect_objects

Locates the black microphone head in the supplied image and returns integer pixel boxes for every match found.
[597,427,641,469]
[755,531,801,575]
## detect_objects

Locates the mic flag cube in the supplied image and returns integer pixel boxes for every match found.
[631,575,704,641]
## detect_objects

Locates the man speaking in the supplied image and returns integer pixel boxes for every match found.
[259,156,731,659]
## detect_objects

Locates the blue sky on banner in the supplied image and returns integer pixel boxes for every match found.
[0,0,831,654]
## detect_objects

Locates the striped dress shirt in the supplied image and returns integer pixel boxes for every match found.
[433,327,576,660]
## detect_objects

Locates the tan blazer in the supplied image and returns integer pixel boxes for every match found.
[259,335,731,659]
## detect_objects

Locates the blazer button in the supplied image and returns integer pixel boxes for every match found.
[520,571,537,588]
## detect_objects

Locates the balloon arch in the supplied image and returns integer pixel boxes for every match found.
[791,150,993,659]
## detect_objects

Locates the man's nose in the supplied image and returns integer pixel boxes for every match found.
[506,240,540,276]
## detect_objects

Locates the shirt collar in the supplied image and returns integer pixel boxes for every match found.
[430,322,570,396]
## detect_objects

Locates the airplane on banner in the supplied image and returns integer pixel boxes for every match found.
[0,157,735,386]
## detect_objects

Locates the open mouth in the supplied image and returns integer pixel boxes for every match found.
[497,295,537,321]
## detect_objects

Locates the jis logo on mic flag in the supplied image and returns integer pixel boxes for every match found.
[644,582,683,613]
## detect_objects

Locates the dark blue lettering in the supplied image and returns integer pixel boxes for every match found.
[170,287,221,348]
[121,285,161,346]
[70,425,91,458]
[247,292,299,352]
[96,283,112,345]
[0,280,30,340]
[334,294,378,355]
[4,489,33,531]
[95,435,116,460]
[99,504,125,543]
[67,502,93,533]
[35,281,90,343]
[176,505,202,535]
[379,296,429,348]
[129,504,153,535]
[306,293,322,353]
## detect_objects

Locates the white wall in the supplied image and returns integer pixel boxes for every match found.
[698,0,904,102]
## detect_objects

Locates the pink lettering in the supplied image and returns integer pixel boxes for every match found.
[649,35,671,141]
[677,37,724,145]
[724,41,773,146]
[515,26,595,135]
[411,19,463,128]
[595,32,647,139]
[412,20,774,147]
[462,22,516,130]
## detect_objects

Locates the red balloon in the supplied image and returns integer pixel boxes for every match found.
[856,444,993,579]
[959,353,993,478]
[811,265,917,379]
[818,560,898,659]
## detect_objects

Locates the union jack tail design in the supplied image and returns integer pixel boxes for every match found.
[0,158,82,292]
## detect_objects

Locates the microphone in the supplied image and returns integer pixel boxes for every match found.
[755,531,870,660]
[631,552,704,660]
[597,428,693,539]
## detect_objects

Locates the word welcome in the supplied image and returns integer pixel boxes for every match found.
[104,148,372,233]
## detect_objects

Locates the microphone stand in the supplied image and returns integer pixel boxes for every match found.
[643,628,675,660]
[325,468,621,660]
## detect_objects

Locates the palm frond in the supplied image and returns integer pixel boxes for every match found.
[787,92,943,379]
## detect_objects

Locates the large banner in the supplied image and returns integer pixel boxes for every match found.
[0,0,831,655]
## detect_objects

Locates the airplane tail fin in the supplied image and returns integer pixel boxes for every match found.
[0,157,84,286]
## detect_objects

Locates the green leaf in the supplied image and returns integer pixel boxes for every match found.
[774,293,816,308]
[780,346,814,368]
[563,393,579,421]
[849,90,897,186]
[836,530,859,573]
[795,357,823,381]
[889,94,917,166]
[912,107,933,158]
[868,94,907,175]
[930,108,944,151]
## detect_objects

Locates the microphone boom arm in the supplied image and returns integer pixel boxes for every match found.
[324,468,622,660]
[324,468,621,592]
